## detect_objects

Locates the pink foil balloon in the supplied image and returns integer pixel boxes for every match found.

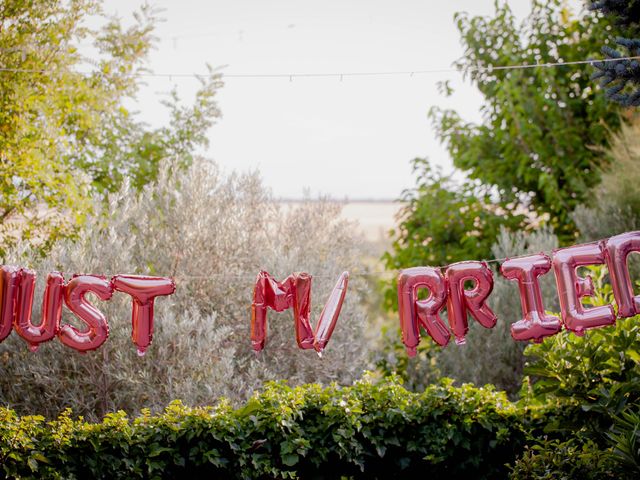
[552,243,615,335]
[500,254,561,342]
[445,261,497,345]
[111,275,176,356]
[251,271,349,353]
[397,267,450,357]
[603,231,640,318]
[13,270,64,351]
[0,266,21,342]
[251,272,292,351]
[313,273,349,352]
[59,275,113,352]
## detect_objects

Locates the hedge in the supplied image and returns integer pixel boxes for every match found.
[0,377,527,479]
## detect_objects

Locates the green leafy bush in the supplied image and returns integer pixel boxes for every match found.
[607,409,640,475]
[521,266,640,426]
[0,377,525,479]
[573,116,640,241]
[518,265,640,479]
[508,437,618,480]
[0,1,222,255]
[373,323,441,393]
[429,0,623,240]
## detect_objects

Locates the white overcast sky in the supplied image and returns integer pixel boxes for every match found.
[102,0,583,200]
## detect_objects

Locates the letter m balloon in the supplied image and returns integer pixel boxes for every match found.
[250,271,349,354]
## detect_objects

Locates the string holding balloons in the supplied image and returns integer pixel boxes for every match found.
[3,230,640,359]
[397,231,640,356]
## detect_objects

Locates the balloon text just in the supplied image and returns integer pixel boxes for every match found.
[398,231,640,357]
[0,268,175,355]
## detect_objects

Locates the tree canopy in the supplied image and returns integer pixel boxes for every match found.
[384,0,632,306]
[382,159,523,307]
[0,0,221,255]
[429,0,624,241]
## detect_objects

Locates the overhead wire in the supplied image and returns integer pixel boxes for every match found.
[125,233,615,283]
[5,52,633,281]
[0,55,638,81]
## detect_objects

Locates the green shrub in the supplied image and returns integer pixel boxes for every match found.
[518,264,640,479]
[0,376,525,479]
[521,266,640,431]
[573,117,640,242]
[508,437,618,480]
[607,409,640,476]
[372,322,441,393]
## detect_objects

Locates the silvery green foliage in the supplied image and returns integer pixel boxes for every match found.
[573,118,640,242]
[573,201,640,242]
[434,227,560,398]
[0,159,370,420]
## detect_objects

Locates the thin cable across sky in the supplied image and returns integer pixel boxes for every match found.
[1,55,637,81]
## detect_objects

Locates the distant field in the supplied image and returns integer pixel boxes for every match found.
[279,200,401,244]
[340,202,400,242]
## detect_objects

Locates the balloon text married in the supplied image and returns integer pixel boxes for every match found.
[398,231,640,356]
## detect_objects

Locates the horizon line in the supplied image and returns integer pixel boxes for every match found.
[275,197,398,203]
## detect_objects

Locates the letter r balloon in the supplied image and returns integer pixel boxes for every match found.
[397,267,449,356]
[445,261,497,345]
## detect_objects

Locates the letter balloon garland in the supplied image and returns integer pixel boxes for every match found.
[398,231,640,357]
[3,231,640,360]
[0,267,175,355]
